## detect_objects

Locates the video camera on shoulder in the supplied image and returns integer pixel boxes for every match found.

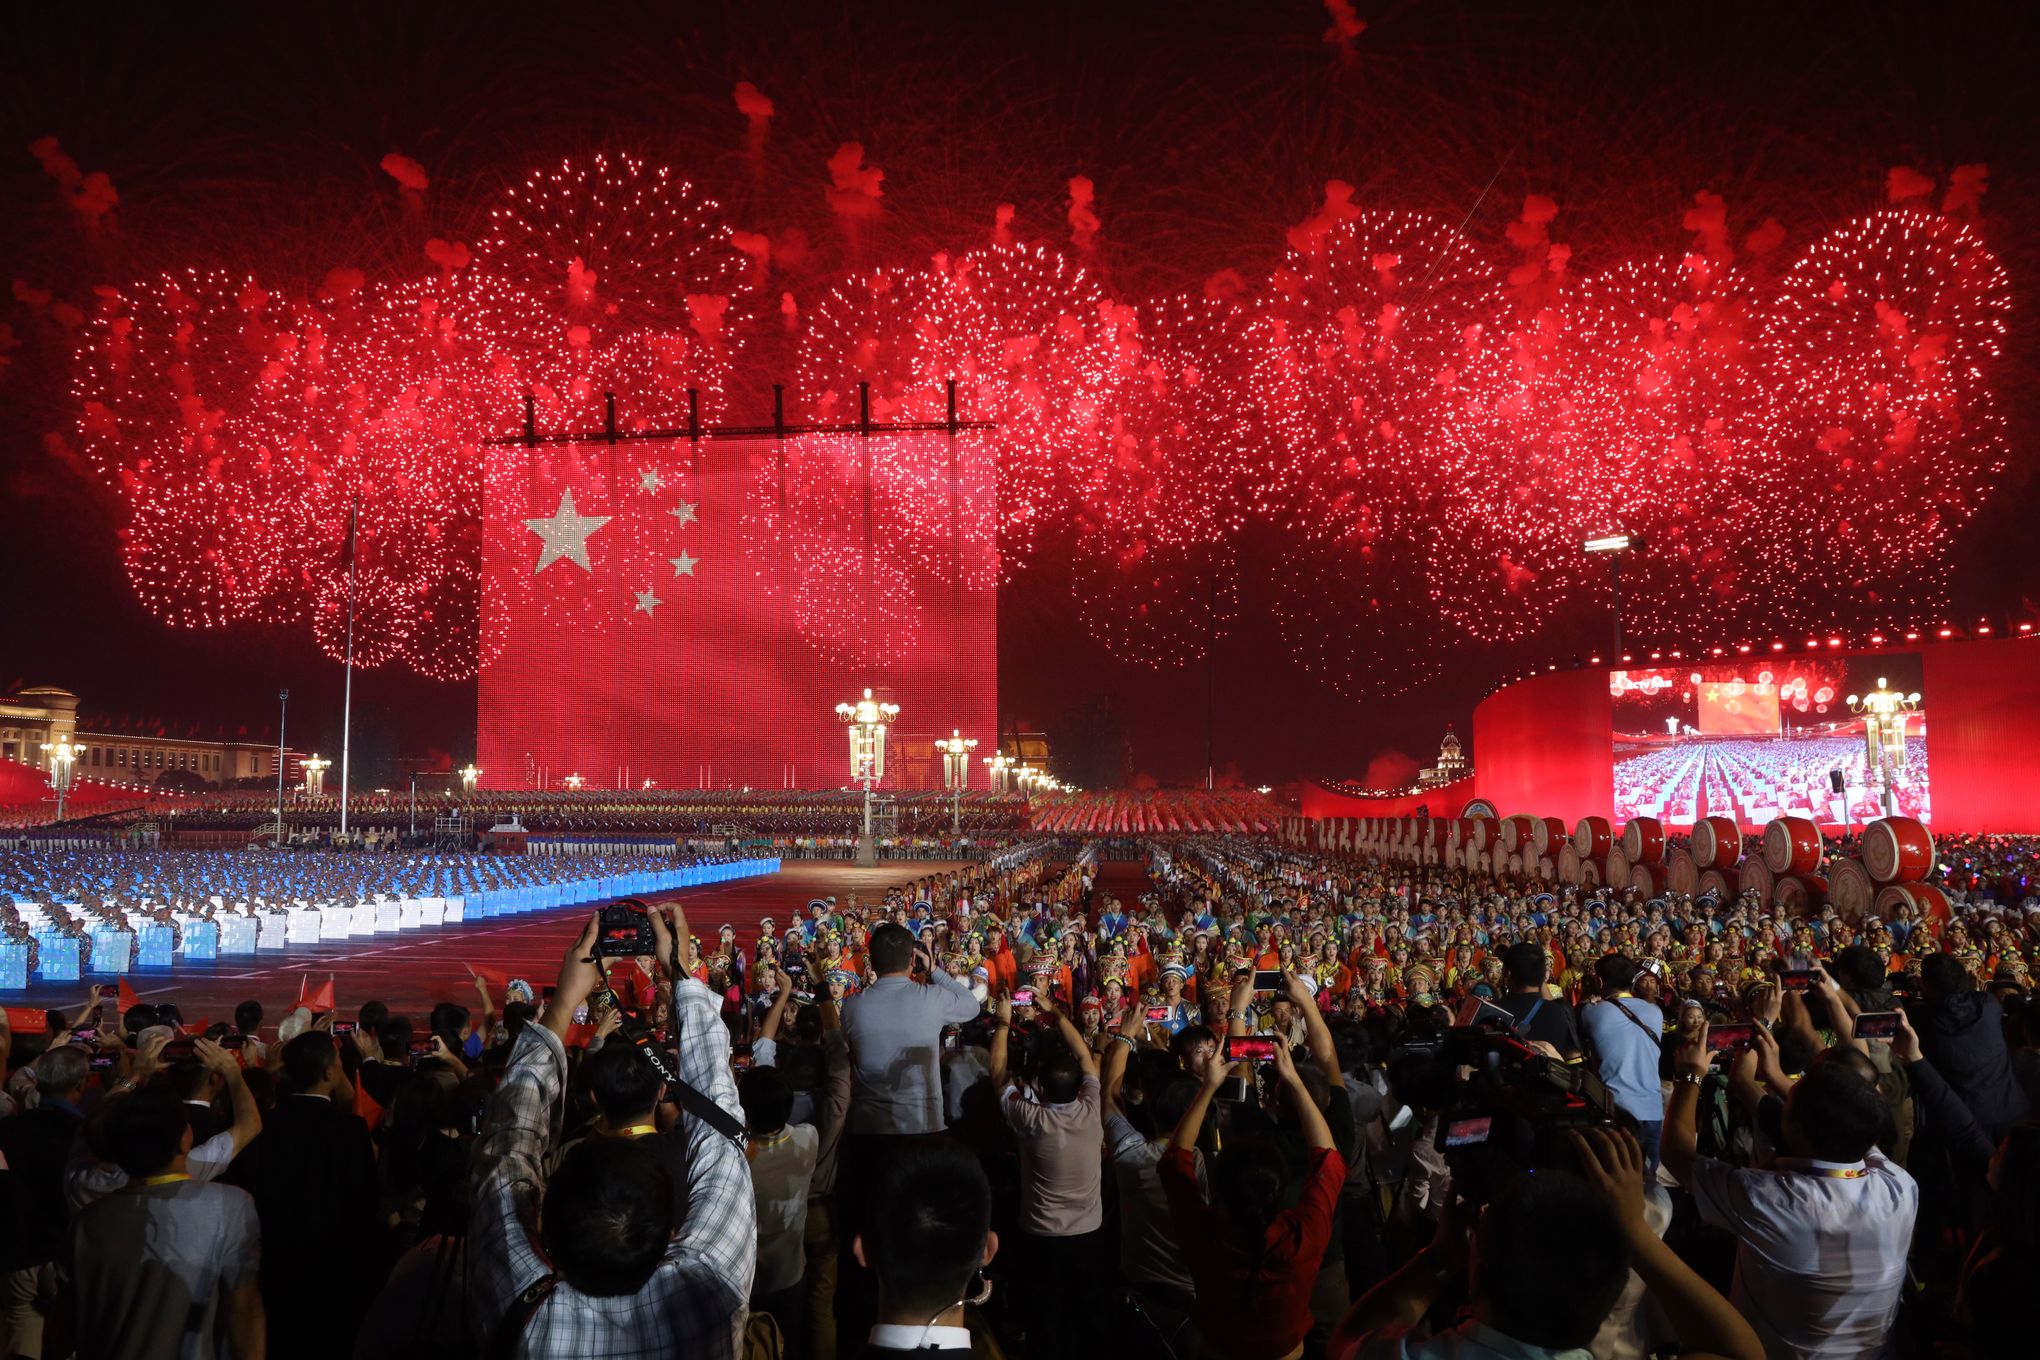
[1414,1021,1619,1206]
[594,901,656,959]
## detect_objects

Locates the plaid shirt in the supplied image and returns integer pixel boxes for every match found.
[468,978,756,1358]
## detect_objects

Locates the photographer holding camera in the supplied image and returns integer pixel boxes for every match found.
[467,900,755,1357]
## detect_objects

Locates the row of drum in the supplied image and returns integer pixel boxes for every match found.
[1314,811,1948,925]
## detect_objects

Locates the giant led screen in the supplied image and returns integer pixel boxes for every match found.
[1610,655,1928,829]
[477,432,998,791]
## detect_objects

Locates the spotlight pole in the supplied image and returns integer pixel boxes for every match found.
[275,689,288,847]
[1584,533,1640,662]
[338,494,359,846]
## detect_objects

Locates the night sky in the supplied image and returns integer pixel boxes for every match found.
[3,1,2036,790]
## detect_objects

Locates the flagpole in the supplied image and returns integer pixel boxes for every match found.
[339,494,358,845]
[275,688,288,846]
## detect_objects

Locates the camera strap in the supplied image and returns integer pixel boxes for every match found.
[587,973,749,1146]
[1604,996,1662,1050]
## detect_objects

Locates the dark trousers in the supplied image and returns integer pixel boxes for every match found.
[1011,1227,1106,1357]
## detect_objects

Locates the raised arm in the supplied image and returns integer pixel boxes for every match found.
[199,1038,262,1158]
[758,967,794,1043]
[1226,970,1253,1041]
[989,992,1013,1088]
[1171,1052,1232,1155]
[1892,1009,1993,1170]
[1101,1004,1142,1111]
[1271,1038,1332,1151]
[1660,1021,1709,1187]
[928,960,985,1026]
[470,916,601,1331]
[1571,1127,1763,1360]
[663,968,759,1312]
[1284,969,1340,1082]
[1038,998,1097,1077]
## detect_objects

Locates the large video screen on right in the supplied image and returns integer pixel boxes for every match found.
[1610,655,1928,829]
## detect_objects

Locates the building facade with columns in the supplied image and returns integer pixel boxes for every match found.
[0,685,285,788]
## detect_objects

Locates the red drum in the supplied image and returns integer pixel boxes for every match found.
[1862,817,1935,884]
[1667,847,1699,897]
[1581,859,1604,887]
[1500,816,1537,855]
[1826,858,1876,922]
[1606,844,1632,894]
[1874,881,1951,926]
[1537,856,1557,881]
[1427,820,1450,847]
[1762,816,1824,876]
[1465,817,1500,851]
[1772,874,1829,914]
[1629,862,1668,897]
[1573,816,1613,859]
[1621,817,1665,865]
[1696,867,1736,902]
[1738,858,1775,903]
[1531,817,1569,858]
[1506,852,1525,876]
[1690,816,1741,870]
[1558,843,1583,885]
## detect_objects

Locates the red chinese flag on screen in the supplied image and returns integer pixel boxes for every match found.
[477,435,996,790]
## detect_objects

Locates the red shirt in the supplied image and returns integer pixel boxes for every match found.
[1159,1143,1346,1359]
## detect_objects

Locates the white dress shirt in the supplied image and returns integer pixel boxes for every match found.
[1684,1151,1917,1359]
[867,1322,974,1351]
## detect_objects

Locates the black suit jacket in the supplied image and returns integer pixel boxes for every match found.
[246,1094,383,1358]
[183,1099,228,1148]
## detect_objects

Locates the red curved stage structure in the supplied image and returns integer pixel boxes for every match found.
[1304,635,2040,835]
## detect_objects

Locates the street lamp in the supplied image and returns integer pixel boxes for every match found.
[935,730,978,832]
[1584,532,1640,662]
[983,752,1012,795]
[41,738,85,822]
[835,688,899,862]
[302,753,331,798]
[460,763,482,794]
[1846,678,1922,819]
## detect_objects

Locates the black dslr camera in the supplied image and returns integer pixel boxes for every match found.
[594,900,656,959]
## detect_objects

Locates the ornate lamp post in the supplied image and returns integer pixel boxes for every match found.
[935,730,978,831]
[41,738,85,823]
[836,688,899,865]
[1846,678,1922,819]
[302,753,331,799]
[460,763,482,795]
[983,752,1012,795]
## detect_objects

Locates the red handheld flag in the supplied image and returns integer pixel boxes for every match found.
[297,975,337,1014]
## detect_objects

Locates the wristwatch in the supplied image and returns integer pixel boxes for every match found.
[1674,1071,1705,1086]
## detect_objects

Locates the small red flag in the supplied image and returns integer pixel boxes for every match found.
[118,978,140,1011]
[297,975,337,1014]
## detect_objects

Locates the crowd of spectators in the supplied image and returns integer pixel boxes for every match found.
[0,830,2034,1358]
